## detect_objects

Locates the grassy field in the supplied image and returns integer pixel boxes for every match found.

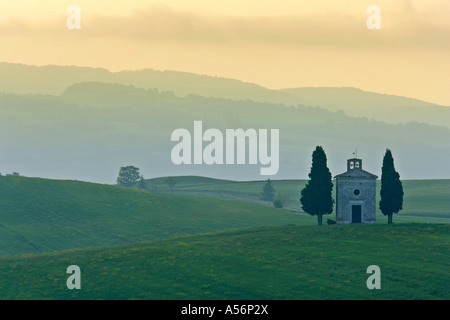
[0,176,315,257]
[0,175,448,300]
[145,176,450,223]
[0,223,448,300]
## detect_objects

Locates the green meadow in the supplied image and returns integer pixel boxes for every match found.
[0,176,314,257]
[0,224,448,300]
[0,175,448,300]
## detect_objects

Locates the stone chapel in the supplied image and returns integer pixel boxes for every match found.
[334,158,378,224]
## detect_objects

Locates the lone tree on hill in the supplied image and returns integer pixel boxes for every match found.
[379,149,404,224]
[300,146,334,225]
[117,166,141,187]
[261,179,276,205]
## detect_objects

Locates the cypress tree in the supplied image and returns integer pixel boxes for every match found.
[261,179,276,205]
[300,146,334,225]
[379,149,404,224]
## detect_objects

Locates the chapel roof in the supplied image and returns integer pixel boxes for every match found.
[334,168,378,180]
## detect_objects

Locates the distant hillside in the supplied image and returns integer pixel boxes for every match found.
[146,175,235,188]
[0,62,293,105]
[282,87,439,110]
[1,62,448,127]
[1,82,449,182]
[0,176,311,257]
[282,87,450,128]
[1,224,448,299]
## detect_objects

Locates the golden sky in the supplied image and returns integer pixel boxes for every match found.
[1,0,449,105]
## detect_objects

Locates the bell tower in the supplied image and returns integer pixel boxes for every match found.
[347,158,362,170]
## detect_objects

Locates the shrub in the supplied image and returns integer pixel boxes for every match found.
[273,198,283,208]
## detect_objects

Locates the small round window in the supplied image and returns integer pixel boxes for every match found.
[354,189,361,196]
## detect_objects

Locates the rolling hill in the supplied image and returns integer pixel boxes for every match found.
[1,81,449,183]
[1,62,448,128]
[0,223,448,300]
[282,87,450,128]
[0,175,447,300]
[0,176,313,257]
[0,62,292,105]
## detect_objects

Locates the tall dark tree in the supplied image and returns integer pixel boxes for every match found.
[379,149,403,224]
[117,166,140,187]
[300,146,334,225]
[261,179,276,205]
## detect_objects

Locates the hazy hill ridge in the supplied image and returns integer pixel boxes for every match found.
[1,62,449,128]
[0,80,449,182]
